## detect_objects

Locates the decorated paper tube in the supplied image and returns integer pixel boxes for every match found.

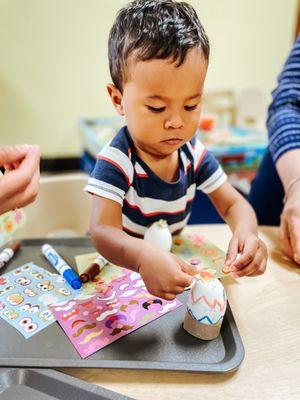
[183,277,227,340]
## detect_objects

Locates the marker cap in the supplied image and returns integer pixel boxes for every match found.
[64,269,82,289]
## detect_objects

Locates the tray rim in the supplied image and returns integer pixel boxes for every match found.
[0,237,245,373]
[0,367,134,400]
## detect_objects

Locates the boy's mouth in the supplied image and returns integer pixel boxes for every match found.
[161,138,183,146]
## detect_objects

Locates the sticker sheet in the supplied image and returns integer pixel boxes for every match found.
[50,270,182,358]
[0,209,26,247]
[172,232,230,279]
[0,263,81,338]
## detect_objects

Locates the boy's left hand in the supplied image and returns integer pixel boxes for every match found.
[225,228,268,278]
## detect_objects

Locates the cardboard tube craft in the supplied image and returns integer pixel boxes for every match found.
[183,277,227,340]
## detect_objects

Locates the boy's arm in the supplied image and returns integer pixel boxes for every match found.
[208,182,267,277]
[90,196,199,299]
[90,196,143,271]
[209,181,257,234]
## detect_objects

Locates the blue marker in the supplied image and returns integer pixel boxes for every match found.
[41,244,82,290]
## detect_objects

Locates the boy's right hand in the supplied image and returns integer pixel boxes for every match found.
[136,243,200,300]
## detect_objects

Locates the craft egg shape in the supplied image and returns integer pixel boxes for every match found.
[187,278,227,325]
[144,219,172,251]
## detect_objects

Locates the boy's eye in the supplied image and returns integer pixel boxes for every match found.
[147,106,166,113]
[184,104,198,111]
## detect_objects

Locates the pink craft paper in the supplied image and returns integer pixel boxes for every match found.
[49,270,182,358]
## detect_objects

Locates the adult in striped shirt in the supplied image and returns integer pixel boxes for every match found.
[86,0,267,300]
[249,36,300,265]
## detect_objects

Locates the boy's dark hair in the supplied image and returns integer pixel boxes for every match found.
[108,0,210,91]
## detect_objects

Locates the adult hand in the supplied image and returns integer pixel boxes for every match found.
[0,145,40,215]
[279,182,300,264]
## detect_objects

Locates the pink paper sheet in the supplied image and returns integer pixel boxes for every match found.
[49,270,181,358]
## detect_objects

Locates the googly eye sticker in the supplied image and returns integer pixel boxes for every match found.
[24,322,38,333]
[18,317,38,333]
[13,269,23,276]
[19,317,32,327]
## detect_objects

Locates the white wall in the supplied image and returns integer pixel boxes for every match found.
[0,0,297,156]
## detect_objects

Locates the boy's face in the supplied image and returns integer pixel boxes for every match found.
[107,48,208,158]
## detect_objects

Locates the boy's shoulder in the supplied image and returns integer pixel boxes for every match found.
[181,136,206,162]
[103,126,133,158]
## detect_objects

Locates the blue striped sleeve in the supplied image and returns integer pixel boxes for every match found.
[84,156,130,205]
[196,151,227,193]
[268,36,300,162]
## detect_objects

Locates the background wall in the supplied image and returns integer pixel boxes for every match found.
[0,0,298,157]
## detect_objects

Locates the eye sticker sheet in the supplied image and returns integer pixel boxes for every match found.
[49,270,181,358]
[172,232,230,279]
[0,263,81,338]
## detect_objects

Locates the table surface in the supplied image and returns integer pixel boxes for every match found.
[62,225,300,400]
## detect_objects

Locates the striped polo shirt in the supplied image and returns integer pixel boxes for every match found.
[268,36,300,162]
[85,127,227,237]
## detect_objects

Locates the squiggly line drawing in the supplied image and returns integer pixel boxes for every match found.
[78,329,103,345]
[96,308,117,322]
[190,288,226,312]
[73,323,97,338]
[188,309,224,325]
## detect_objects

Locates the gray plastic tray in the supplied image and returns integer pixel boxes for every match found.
[0,368,133,399]
[0,238,244,372]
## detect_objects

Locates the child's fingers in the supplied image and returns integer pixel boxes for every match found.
[179,259,201,276]
[231,237,259,270]
[225,236,239,266]
[232,251,264,277]
[247,257,267,277]
[279,219,293,259]
[162,293,177,301]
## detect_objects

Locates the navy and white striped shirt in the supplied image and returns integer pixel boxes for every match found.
[268,36,300,162]
[85,127,226,237]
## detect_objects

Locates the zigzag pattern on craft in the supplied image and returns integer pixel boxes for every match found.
[188,309,224,325]
[190,289,226,312]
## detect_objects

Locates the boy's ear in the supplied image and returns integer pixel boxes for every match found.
[106,84,125,116]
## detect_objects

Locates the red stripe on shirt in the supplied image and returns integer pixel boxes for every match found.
[123,226,144,238]
[98,155,130,187]
[124,197,194,217]
[194,149,207,172]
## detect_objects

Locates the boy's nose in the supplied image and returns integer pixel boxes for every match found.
[164,114,184,130]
